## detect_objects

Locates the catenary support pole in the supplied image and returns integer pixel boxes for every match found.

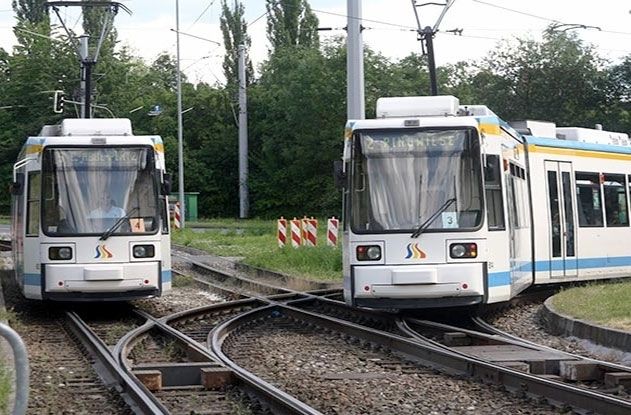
[176,0,186,228]
[79,35,89,118]
[238,44,249,218]
[347,0,365,120]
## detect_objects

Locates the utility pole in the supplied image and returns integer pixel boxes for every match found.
[79,35,90,118]
[176,0,186,228]
[347,0,365,120]
[238,44,249,218]
[411,0,455,96]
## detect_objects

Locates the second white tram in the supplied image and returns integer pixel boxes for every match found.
[11,118,172,301]
[341,95,631,308]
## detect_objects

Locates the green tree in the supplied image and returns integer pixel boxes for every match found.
[602,56,631,133]
[248,45,344,217]
[471,30,608,126]
[265,0,319,51]
[220,0,253,88]
[12,0,48,24]
[82,0,118,57]
[0,20,76,212]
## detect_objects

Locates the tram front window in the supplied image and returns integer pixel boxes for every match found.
[351,128,483,233]
[42,147,159,236]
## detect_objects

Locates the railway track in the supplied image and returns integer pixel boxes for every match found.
[209,295,631,414]
[0,283,134,413]
[171,246,631,414]
[5,244,629,414]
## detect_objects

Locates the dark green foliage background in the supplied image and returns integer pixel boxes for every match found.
[2,2,631,219]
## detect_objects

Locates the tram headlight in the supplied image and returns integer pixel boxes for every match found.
[133,244,155,259]
[49,246,73,260]
[449,243,477,259]
[356,245,381,261]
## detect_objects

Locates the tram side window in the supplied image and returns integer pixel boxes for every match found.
[575,172,603,227]
[603,174,628,227]
[26,172,41,236]
[484,155,505,230]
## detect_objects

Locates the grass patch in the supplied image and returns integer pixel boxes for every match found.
[0,362,10,414]
[172,220,342,281]
[187,218,272,232]
[552,281,631,331]
[0,217,8,225]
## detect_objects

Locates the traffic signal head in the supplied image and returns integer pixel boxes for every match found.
[53,90,65,113]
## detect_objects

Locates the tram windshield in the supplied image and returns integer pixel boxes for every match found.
[350,127,483,233]
[41,147,159,236]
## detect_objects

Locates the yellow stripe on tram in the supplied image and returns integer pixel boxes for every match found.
[528,144,631,161]
[25,145,43,155]
[479,123,501,135]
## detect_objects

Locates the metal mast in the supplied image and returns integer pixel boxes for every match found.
[176,0,186,228]
[238,44,249,218]
[347,0,365,119]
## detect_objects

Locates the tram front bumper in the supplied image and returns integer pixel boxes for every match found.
[352,263,485,305]
[44,262,160,293]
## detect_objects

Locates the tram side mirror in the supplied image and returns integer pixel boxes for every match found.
[10,173,24,196]
[333,160,346,190]
[162,173,172,195]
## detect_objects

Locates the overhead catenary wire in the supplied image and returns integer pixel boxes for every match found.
[472,0,631,37]
[187,0,217,31]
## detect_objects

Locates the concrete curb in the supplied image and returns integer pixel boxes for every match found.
[541,297,631,352]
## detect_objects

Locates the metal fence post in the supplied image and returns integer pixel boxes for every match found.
[0,323,29,415]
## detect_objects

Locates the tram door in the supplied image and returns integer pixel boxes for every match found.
[544,161,577,278]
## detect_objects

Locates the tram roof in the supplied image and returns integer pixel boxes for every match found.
[525,135,631,155]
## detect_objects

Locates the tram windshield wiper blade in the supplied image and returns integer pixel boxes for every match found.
[411,198,456,239]
[99,207,138,241]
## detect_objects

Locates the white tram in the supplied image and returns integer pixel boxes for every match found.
[10,118,172,301]
[340,95,631,308]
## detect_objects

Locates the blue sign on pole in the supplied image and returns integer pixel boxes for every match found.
[148,105,162,116]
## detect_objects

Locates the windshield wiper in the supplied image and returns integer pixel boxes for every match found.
[99,207,138,241]
[411,198,456,239]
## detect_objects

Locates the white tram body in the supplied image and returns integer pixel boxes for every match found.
[11,118,172,301]
[341,95,631,308]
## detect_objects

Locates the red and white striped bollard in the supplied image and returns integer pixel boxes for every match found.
[290,218,302,248]
[277,217,287,248]
[327,217,339,247]
[304,217,318,247]
[173,202,182,229]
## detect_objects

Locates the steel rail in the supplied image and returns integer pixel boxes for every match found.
[112,299,323,415]
[212,303,631,415]
[64,311,170,414]
[172,251,295,295]
[171,268,248,300]
[399,316,631,408]
[470,315,631,373]
[210,304,324,415]
[173,251,343,304]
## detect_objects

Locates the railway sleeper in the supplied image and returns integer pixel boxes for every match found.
[487,358,631,389]
[133,362,234,391]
